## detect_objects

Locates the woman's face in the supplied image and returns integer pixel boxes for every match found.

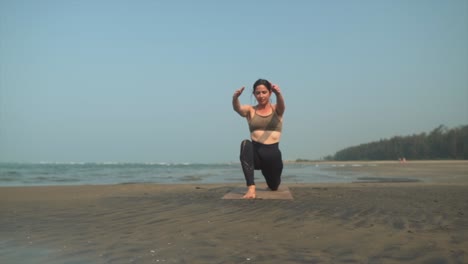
[254,85,271,105]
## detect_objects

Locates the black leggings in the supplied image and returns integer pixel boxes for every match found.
[239,139,283,190]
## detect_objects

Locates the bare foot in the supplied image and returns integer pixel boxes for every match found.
[243,185,256,199]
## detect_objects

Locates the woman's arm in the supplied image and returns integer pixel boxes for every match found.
[272,84,285,116]
[232,86,251,117]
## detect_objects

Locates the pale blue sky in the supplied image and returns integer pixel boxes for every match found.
[1,0,467,163]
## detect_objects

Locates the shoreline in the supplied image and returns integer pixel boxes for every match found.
[2,159,467,165]
[285,159,468,164]
[1,159,467,187]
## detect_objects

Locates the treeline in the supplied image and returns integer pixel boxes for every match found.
[326,125,468,161]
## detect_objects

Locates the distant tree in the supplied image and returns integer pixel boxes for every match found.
[330,124,467,160]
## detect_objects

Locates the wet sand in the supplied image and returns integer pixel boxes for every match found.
[322,160,468,184]
[1,161,467,263]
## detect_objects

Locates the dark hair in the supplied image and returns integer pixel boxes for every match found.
[252,79,272,93]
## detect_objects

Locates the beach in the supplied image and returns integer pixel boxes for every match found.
[1,161,467,263]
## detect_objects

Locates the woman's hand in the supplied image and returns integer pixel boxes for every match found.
[272,84,281,95]
[271,83,285,116]
[232,86,250,117]
[233,86,245,98]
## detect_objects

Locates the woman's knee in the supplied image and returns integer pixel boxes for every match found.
[268,181,280,191]
[262,170,281,190]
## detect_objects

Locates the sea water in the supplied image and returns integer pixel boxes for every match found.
[0,162,363,187]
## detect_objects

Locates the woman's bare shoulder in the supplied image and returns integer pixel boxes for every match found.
[272,104,284,117]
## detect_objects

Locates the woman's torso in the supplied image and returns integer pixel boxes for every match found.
[247,105,283,144]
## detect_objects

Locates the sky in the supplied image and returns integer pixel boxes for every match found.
[1,0,467,163]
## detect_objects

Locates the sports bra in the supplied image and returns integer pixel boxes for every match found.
[248,106,283,133]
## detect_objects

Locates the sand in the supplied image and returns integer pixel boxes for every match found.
[1,161,467,263]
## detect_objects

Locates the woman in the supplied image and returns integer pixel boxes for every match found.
[232,79,285,199]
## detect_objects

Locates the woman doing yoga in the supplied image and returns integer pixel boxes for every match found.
[232,79,286,199]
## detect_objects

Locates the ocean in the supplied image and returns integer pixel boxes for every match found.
[0,162,367,187]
